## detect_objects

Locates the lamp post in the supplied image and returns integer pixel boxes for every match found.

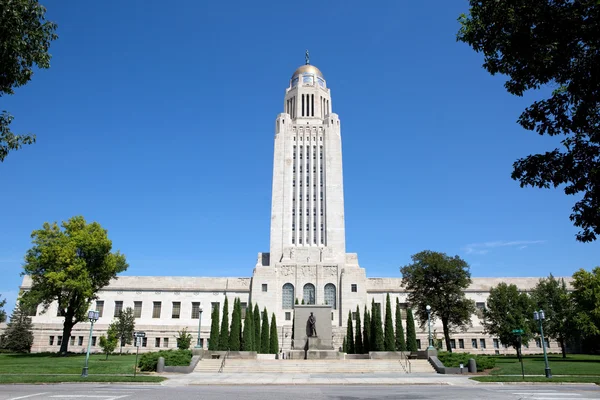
[426,305,434,350]
[533,310,552,378]
[195,306,204,348]
[81,310,99,378]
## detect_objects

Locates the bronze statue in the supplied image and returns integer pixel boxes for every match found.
[308,312,317,337]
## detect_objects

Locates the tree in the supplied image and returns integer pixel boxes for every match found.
[218,297,229,350]
[354,305,363,354]
[406,308,418,352]
[229,298,241,351]
[269,313,278,354]
[395,298,406,351]
[0,0,58,163]
[457,1,600,243]
[241,304,253,351]
[531,274,576,358]
[363,306,370,354]
[400,250,476,353]
[208,304,220,351]
[0,304,34,352]
[370,299,384,351]
[20,216,128,354]
[483,283,535,352]
[342,336,347,353]
[99,333,118,360]
[176,327,193,350]
[260,307,269,353]
[384,293,395,351]
[571,267,600,338]
[346,311,355,354]
[0,294,6,323]
[253,303,261,352]
[108,307,135,355]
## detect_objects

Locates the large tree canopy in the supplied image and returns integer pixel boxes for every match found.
[0,0,58,162]
[457,0,600,242]
[0,294,6,323]
[571,267,600,338]
[21,216,128,354]
[400,250,476,352]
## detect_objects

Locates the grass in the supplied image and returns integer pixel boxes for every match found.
[472,376,600,384]
[489,354,600,376]
[0,353,164,384]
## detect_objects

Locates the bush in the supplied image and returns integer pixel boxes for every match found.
[436,351,496,372]
[138,349,192,371]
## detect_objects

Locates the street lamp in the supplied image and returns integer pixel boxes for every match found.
[195,306,204,348]
[81,310,99,378]
[533,310,552,378]
[426,305,434,350]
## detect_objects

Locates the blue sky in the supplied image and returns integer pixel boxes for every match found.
[1,0,597,316]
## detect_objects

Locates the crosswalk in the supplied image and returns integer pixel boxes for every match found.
[5,386,158,400]
[494,389,600,400]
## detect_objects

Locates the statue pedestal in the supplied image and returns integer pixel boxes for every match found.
[307,336,321,350]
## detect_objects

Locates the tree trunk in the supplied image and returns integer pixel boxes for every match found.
[59,316,75,355]
[442,319,452,353]
[559,337,567,358]
[105,352,109,360]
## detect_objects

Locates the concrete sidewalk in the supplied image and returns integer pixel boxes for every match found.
[160,372,480,386]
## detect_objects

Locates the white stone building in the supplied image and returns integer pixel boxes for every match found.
[12,61,565,355]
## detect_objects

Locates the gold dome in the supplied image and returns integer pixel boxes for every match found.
[291,65,324,80]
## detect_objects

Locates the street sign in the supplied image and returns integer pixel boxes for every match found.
[134,331,146,338]
[135,338,142,347]
[512,329,524,335]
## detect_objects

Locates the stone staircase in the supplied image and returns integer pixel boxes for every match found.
[193,359,436,374]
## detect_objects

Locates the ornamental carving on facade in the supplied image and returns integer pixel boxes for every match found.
[300,265,316,277]
[323,266,337,277]
[280,266,295,277]
[238,278,250,287]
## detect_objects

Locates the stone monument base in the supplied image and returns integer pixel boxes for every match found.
[286,350,343,360]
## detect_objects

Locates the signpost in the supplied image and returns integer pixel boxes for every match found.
[133,331,145,378]
[512,329,525,379]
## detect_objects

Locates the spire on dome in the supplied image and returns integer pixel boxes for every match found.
[305,49,310,65]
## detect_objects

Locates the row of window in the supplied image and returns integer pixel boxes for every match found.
[281,283,336,310]
[94,301,213,319]
[47,335,172,348]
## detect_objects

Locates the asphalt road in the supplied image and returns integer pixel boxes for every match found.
[1,385,600,400]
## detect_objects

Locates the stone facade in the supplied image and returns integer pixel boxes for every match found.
[7,62,567,356]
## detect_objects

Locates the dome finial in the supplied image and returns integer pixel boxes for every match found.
[305,49,310,65]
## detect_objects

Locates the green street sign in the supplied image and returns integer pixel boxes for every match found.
[512,329,524,334]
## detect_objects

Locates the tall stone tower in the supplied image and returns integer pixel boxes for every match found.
[251,55,366,337]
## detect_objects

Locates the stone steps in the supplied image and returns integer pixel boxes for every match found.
[193,359,435,374]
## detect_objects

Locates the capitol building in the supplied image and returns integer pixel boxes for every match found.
[17,59,563,355]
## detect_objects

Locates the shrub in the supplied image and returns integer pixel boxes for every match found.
[176,327,193,350]
[138,349,192,371]
[436,351,496,372]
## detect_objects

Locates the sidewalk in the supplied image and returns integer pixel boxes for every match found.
[160,372,480,386]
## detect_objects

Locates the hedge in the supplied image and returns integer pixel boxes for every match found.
[436,351,496,372]
[138,349,192,371]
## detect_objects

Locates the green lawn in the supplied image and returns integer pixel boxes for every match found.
[490,354,600,376]
[0,353,164,383]
[472,376,600,384]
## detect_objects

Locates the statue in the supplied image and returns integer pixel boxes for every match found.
[307,312,317,337]
[305,49,310,65]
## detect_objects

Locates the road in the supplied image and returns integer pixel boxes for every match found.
[1,384,599,400]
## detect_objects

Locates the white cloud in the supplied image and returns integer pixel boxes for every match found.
[463,240,545,255]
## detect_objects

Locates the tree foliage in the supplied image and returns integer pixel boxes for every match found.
[218,297,229,350]
[370,299,384,351]
[400,250,476,353]
[108,307,135,354]
[483,283,535,351]
[571,267,600,338]
[395,298,406,351]
[176,327,193,350]
[229,298,241,351]
[346,311,354,354]
[241,304,253,351]
[260,307,269,353]
[0,0,58,162]
[20,216,128,354]
[208,304,220,351]
[269,313,278,354]
[362,306,370,354]
[0,294,6,323]
[405,308,418,352]
[354,305,363,354]
[99,333,118,360]
[384,293,395,351]
[457,0,600,242]
[0,304,34,352]
[253,303,260,352]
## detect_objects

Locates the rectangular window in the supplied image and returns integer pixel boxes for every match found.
[535,338,542,348]
[57,336,63,346]
[351,284,357,292]
[96,301,104,318]
[191,302,200,319]
[262,284,268,292]
[398,303,408,320]
[458,339,465,349]
[416,339,421,349]
[285,312,291,321]
[472,339,478,348]
[92,336,97,346]
[211,302,220,312]
[172,302,181,319]
[49,336,54,345]
[70,336,75,346]
[480,339,486,349]
[476,302,485,318]
[493,339,499,349]
[163,338,169,348]
[134,301,142,318]
[78,336,83,346]
[155,338,161,347]
[114,301,123,317]
[241,302,247,319]
[142,337,147,347]
[545,338,550,348]
[450,339,456,349]
[352,312,357,320]
[152,302,161,318]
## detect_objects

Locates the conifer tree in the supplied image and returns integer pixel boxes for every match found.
[261,307,270,353]
[241,303,254,351]
[269,313,279,354]
[346,311,355,354]
[406,308,418,352]
[342,336,347,353]
[363,306,371,354]
[218,297,229,350]
[253,303,261,352]
[0,304,34,353]
[354,305,363,354]
[384,293,395,351]
[395,298,406,351]
[229,298,241,351]
[208,304,220,350]
[371,299,384,351]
